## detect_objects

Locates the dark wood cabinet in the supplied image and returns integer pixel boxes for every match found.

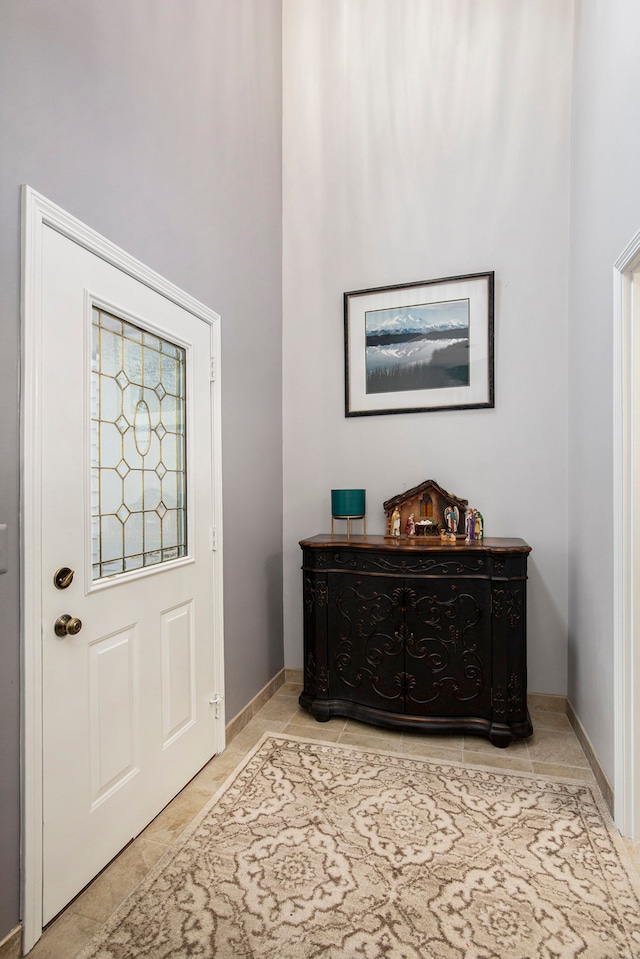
[299,534,532,747]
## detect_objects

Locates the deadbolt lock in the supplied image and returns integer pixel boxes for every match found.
[54,614,82,637]
[53,567,75,590]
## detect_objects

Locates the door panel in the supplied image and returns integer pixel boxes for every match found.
[326,573,491,719]
[88,626,139,807]
[160,601,196,746]
[406,579,491,716]
[40,224,221,922]
[327,574,404,711]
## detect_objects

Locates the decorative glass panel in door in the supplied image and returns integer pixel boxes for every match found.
[91,308,187,579]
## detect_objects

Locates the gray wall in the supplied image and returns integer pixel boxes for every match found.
[0,0,283,940]
[282,0,574,696]
[568,0,640,783]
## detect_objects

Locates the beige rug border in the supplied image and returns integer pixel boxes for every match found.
[76,731,640,958]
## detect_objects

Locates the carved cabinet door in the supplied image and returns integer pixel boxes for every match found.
[327,574,405,713]
[404,579,492,717]
[326,573,492,719]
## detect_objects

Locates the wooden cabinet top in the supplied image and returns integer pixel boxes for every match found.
[300,534,531,555]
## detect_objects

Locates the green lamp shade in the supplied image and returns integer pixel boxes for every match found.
[331,489,366,517]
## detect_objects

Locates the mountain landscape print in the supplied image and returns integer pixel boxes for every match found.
[365,298,470,394]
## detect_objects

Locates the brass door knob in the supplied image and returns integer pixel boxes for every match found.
[54,614,82,637]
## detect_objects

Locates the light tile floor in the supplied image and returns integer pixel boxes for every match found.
[26,683,639,957]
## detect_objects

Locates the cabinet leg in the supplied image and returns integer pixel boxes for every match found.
[488,725,513,748]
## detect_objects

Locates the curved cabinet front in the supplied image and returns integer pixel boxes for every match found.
[299,535,532,747]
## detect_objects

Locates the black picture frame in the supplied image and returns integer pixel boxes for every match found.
[344,272,494,416]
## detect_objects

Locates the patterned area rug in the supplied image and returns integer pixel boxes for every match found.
[78,734,640,959]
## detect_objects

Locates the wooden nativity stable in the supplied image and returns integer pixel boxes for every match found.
[383,479,468,539]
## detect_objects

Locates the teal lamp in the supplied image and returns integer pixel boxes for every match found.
[331,489,366,538]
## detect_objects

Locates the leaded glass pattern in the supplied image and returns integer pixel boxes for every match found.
[91,308,187,579]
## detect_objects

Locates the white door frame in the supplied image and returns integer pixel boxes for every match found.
[613,227,640,838]
[20,186,225,951]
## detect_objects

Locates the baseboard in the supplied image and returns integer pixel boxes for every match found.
[566,699,614,814]
[225,667,287,743]
[284,667,303,685]
[0,926,21,959]
[527,691,567,712]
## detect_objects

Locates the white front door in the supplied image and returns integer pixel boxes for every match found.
[30,209,224,924]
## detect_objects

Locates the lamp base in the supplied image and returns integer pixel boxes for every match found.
[331,515,366,538]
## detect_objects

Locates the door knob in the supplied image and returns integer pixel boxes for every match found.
[54,614,82,637]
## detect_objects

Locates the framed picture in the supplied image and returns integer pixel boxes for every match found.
[344,272,494,416]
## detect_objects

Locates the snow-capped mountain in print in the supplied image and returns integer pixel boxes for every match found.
[364,298,470,395]
[365,299,469,337]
